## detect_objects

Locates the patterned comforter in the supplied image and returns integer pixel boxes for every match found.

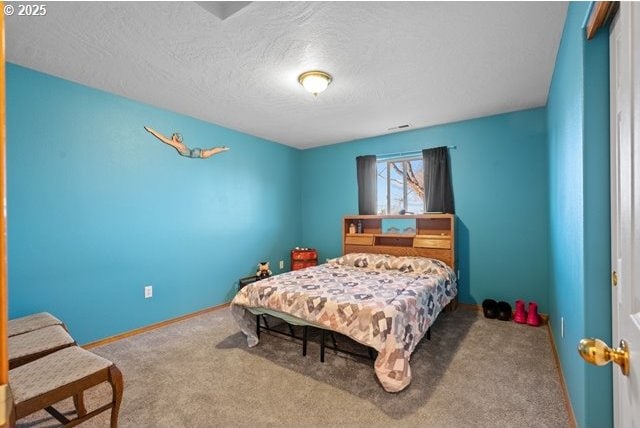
[230,253,457,392]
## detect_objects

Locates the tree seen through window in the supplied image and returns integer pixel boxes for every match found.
[376,158,424,215]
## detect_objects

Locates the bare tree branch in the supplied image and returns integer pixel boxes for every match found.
[382,163,406,188]
[390,161,424,200]
[378,160,426,214]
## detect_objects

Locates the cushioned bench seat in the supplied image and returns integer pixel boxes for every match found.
[8,312,63,337]
[9,325,75,369]
[10,346,123,427]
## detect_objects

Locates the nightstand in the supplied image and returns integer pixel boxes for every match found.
[291,248,318,271]
[238,275,259,291]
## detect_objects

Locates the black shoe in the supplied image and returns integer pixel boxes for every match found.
[496,301,512,321]
[482,299,498,319]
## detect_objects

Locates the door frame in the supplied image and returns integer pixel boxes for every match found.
[0,2,12,426]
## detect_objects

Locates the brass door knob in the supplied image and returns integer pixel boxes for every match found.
[578,338,629,376]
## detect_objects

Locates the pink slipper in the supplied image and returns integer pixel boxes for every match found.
[527,302,541,327]
[514,299,527,324]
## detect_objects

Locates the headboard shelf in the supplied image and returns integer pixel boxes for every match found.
[342,214,456,268]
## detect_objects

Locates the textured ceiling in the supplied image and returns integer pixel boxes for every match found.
[5,1,567,149]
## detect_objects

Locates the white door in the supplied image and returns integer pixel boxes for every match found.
[610,3,640,427]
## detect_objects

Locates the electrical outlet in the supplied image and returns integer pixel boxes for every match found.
[144,285,153,299]
[279,260,284,269]
[561,317,564,338]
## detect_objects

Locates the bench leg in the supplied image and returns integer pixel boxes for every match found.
[109,365,124,428]
[426,327,431,341]
[320,329,325,363]
[10,402,16,427]
[73,392,86,417]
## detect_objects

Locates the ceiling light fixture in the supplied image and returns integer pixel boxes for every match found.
[298,70,332,96]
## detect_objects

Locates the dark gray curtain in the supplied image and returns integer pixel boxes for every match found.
[423,147,455,213]
[356,155,377,215]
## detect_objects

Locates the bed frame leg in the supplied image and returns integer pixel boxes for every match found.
[367,347,375,361]
[320,329,326,363]
[426,327,431,341]
[256,315,260,339]
[302,326,308,356]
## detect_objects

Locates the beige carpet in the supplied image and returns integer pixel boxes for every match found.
[17,308,570,428]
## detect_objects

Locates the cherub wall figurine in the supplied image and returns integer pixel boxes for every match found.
[144,126,229,159]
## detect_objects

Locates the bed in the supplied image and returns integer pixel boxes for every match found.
[231,256,457,392]
[231,214,457,392]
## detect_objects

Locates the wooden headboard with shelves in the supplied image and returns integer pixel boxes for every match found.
[342,214,456,269]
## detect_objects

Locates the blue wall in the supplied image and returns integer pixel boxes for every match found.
[547,2,611,427]
[6,64,302,344]
[300,108,550,311]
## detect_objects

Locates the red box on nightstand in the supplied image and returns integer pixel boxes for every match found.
[291,248,318,271]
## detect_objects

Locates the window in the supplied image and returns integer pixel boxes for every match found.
[376,157,424,215]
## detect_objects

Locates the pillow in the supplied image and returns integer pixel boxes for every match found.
[330,253,397,270]
[330,254,455,281]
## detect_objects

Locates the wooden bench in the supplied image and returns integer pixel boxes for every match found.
[9,325,75,369]
[10,346,123,427]
[8,312,63,337]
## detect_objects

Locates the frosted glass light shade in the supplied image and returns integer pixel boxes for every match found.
[298,71,332,95]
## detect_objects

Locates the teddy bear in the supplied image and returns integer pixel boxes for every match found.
[256,261,272,279]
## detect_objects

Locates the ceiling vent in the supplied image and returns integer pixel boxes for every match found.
[387,124,411,131]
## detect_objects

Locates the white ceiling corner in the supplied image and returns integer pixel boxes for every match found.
[5,1,568,149]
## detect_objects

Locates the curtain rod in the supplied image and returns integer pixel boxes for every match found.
[376,146,457,160]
